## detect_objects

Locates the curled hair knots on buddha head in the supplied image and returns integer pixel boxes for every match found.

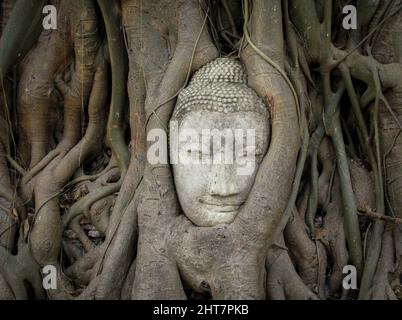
[171,58,270,123]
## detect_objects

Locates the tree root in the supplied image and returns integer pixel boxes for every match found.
[266,236,318,300]
[367,228,397,300]
[284,209,327,297]
[0,240,44,299]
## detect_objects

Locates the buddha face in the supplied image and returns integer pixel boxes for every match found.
[171,110,269,227]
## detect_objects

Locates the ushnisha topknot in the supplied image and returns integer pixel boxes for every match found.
[172,58,269,121]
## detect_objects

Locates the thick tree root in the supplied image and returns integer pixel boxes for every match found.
[0,241,44,299]
[266,239,318,300]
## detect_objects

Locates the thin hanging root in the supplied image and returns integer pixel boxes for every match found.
[333,137,363,273]
[23,149,63,183]
[322,76,364,278]
[339,65,383,207]
[358,64,386,300]
[337,63,385,300]
[6,154,26,175]
[306,125,324,232]
[97,0,130,174]
[217,6,235,49]
[222,0,238,38]
[358,207,402,224]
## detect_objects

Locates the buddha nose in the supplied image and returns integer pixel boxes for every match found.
[208,164,240,197]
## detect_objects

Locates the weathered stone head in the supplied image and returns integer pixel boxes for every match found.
[170,58,270,227]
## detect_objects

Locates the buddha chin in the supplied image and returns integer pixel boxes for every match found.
[170,58,270,227]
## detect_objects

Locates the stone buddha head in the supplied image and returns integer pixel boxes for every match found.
[170,58,270,227]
